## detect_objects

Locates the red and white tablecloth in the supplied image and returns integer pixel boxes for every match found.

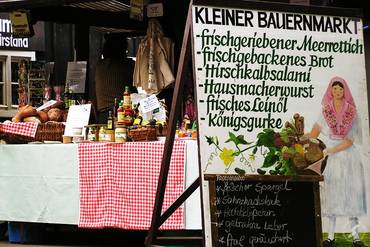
[0,122,38,138]
[78,140,186,230]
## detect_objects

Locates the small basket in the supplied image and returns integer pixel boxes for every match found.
[128,127,157,141]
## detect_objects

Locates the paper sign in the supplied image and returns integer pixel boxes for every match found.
[66,61,87,93]
[9,10,33,37]
[147,3,163,18]
[139,95,160,113]
[36,100,57,111]
[64,104,91,136]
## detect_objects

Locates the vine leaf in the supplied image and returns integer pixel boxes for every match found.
[206,136,214,145]
[206,136,219,146]
[256,129,275,147]
[262,150,279,168]
[226,132,252,146]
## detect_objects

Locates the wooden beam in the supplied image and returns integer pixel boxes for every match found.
[158,178,200,227]
[145,2,193,246]
[29,6,145,31]
[0,0,106,11]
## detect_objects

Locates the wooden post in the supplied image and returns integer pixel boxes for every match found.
[145,2,199,246]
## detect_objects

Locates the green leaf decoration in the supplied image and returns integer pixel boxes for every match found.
[226,132,252,146]
[268,146,278,154]
[225,132,238,144]
[262,150,279,168]
[205,136,214,146]
[236,135,252,145]
[256,129,275,147]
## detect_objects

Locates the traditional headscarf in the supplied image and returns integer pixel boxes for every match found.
[321,76,357,139]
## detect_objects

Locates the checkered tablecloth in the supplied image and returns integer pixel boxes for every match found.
[0,122,38,138]
[78,140,186,230]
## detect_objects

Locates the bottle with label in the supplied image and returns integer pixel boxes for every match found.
[123,86,132,110]
[112,98,119,122]
[117,100,125,123]
[69,87,75,106]
[107,110,114,130]
[63,82,70,109]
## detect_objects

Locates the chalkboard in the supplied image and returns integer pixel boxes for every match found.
[205,175,323,247]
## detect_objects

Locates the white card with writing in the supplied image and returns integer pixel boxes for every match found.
[139,95,160,113]
[64,104,91,136]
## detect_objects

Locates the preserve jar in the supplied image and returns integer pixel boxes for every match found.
[87,126,97,141]
[115,124,127,143]
[99,126,106,142]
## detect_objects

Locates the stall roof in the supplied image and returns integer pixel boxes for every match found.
[0,0,129,11]
[0,0,145,32]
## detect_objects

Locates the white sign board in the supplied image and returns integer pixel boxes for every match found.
[192,2,370,246]
[64,104,91,136]
[66,61,87,93]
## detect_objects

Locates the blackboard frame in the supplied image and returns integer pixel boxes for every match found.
[205,174,323,247]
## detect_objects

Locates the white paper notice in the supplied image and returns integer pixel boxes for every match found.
[66,61,87,93]
[64,104,91,136]
[36,100,57,111]
[139,95,160,113]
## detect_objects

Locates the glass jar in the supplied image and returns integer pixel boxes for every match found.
[115,124,127,143]
[88,126,97,141]
[105,129,115,142]
[99,126,106,142]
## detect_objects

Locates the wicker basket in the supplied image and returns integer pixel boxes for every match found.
[0,122,65,144]
[128,127,157,141]
[34,122,65,142]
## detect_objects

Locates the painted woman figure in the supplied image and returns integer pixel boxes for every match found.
[310,77,367,247]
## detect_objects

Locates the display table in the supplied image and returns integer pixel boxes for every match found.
[0,140,201,229]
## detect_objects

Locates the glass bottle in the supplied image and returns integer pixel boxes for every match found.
[69,87,75,106]
[63,82,70,109]
[107,110,114,130]
[117,100,125,124]
[113,98,119,122]
[123,86,132,110]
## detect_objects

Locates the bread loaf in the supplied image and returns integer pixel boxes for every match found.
[37,111,49,123]
[47,108,63,122]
